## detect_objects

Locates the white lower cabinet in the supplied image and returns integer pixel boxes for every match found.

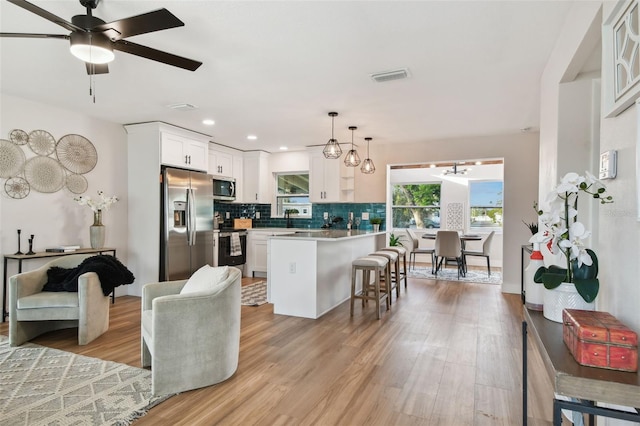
[246,230,292,277]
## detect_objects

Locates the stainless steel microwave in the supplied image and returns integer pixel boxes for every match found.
[212,176,236,201]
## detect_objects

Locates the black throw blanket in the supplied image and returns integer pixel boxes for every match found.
[43,255,135,296]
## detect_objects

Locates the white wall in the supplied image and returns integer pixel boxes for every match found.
[540,3,638,424]
[0,94,130,303]
[599,3,640,356]
[356,132,539,294]
[269,150,309,174]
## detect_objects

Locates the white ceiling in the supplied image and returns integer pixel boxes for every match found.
[0,1,576,153]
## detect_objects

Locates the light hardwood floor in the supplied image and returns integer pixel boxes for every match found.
[1,272,561,425]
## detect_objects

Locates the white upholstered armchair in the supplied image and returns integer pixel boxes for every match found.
[141,266,242,396]
[9,254,110,347]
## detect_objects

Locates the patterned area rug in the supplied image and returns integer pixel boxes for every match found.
[0,336,172,426]
[241,281,267,306]
[408,266,502,285]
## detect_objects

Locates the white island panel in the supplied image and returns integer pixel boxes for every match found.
[269,231,383,319]
[270,239,318,318]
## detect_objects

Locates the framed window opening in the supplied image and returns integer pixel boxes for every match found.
[391,183,441,229]
[469,180,503,230]
[275,172,311,218]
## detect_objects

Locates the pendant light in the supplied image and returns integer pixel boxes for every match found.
[360,137,375,174]
[344,126,361,167]
[323,112,342,159]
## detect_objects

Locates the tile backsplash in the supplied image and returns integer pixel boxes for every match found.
[214,203,386,230]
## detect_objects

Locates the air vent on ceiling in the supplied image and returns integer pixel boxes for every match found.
[167,103,198,111]
[370,68,410,83]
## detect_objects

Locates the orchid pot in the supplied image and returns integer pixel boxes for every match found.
[529,172,613,321]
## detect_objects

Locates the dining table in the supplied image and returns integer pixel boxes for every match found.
[421,232,482,250]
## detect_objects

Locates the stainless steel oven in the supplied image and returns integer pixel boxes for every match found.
[217,229,247,266]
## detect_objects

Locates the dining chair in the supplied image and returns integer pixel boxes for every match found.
[434,230,465,279]
[406,229,435,272]
[462,231,495,276]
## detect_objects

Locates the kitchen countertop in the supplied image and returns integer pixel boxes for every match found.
[266,229,385,240]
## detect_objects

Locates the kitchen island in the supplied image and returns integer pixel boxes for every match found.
[268,229,386,319]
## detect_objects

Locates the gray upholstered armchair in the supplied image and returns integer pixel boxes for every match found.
[9,254,110,347]
[141,266,241,396]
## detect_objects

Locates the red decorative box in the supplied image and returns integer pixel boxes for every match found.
[562,309,638,372]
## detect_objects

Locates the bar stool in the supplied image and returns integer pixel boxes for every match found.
[380,246,407,289]
[350,256,389,319]
[369,250,399,304]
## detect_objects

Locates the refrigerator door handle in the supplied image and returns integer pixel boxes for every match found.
[188,188,197,245]
[186,188,193,245]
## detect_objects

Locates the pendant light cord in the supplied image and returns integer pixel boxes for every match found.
[87,33,96,104]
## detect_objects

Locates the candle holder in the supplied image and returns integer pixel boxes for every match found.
[26,234,35,255]
[14,229,23,255]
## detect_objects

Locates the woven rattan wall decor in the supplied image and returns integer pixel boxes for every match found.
[1,129,97,199]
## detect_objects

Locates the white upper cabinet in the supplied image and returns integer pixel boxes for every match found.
[161,131,208,172]
[309,148,354,203]
[243,151,271,203]
[208,148,234,177]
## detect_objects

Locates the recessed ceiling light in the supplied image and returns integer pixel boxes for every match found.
[429,164,436,168]
[280,146,288,150]
[247,135,258,140]
[475,161,482,165]
[202,119,215,126]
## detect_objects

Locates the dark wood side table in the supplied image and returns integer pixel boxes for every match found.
[522,308,640,425]
[2,248,117,323]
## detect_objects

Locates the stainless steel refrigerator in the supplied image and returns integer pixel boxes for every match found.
[160,166,214,281]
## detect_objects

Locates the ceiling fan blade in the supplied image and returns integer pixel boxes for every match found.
[85,63,109,75]
[6,0,84,33]
[92,9,184,41]
[0,33,69,40]
[113,39,202,71]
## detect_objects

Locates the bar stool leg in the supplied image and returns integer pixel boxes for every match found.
[350,265,357,317]
[373,268,381,319]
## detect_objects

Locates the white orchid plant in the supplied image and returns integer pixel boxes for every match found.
[74,190,119,213]
[529,172,613,303]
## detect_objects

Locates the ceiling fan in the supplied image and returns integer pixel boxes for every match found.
[0,0,202,74]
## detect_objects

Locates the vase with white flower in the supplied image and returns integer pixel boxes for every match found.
[529,172,613,322]
[74,191,119,249]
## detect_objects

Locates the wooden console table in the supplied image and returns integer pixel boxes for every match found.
[522,308,640,425]
[2,248,117,323]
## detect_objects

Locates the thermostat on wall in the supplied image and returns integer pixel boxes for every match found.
[599,150,617,180]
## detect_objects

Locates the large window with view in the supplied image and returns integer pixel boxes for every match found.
[275,172,311,217]
[392,183,441,229]
[469,180,503,229]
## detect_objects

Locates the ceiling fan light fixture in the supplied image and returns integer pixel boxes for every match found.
[323,112,342,159]
[70,32,114,64]
[344,126,361,167]
[443,163,470,175]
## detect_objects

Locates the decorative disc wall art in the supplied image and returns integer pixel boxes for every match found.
[9,129,28,145]
[28,130,56,156]
[24,156,65,193]
[5,177,30,199]
[56,134,97,174]
[0,139,26,178]
[65,173,88,194]
[1,128,98,199]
